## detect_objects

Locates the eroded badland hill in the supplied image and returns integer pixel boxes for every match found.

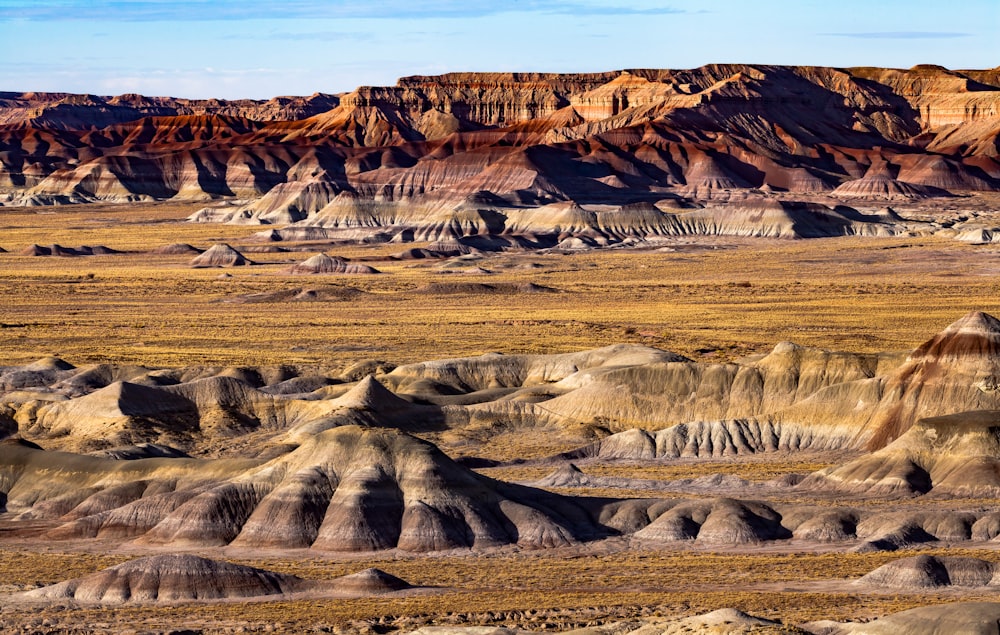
[4,65,1000,633]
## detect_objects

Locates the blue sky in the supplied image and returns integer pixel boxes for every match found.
[0,0,997,99]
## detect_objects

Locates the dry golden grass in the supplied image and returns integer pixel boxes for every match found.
[4,546,1000,631]
[2,202,1000,367]
[0,549,127,591]
[478,459,838,484]
[5,200,1000,631]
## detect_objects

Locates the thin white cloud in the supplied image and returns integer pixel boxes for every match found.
[822,31,971,39]
[218,30,376,42]
[0,0,692,21]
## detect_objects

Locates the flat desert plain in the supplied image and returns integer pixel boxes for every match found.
[1,198,1000,633]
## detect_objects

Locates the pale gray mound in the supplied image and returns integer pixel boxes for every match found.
[288,253,380,274]
[49,362,160,397]
[0,356,76,390]
[634,498,790,544]
[857,555,998,589]
[658,608,794,634]
[21,555,303,604]
[783,508,859,542]
[851,520,938,553]
[226,285,364,303]
[152,243,202,255]
[819,602,1000,635]
[23,356,75,372]
[535,463,590,487]
[190,243,253,267]
[333,568,410,593]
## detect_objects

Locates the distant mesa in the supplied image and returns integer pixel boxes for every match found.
[189,243,253,267]
[287,253,380,275]
[21,555,304,604]
[2,64,999,251]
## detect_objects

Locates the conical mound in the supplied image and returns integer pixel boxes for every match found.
[288,253,379,274]
[534,463,589,487]
[333,568,411,593]
[190,243,252,267]
[832,173,937,199]
[334,375,411,412]
[897,155,996,191]
[912,311,1000,363]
